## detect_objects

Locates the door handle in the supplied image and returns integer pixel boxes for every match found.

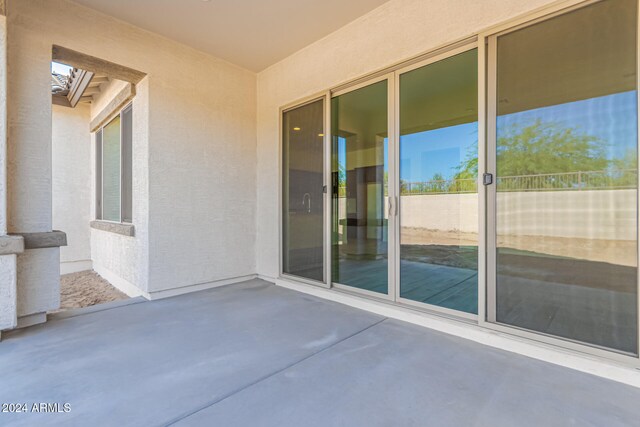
[483,173,494,186]
[388,196,398,217]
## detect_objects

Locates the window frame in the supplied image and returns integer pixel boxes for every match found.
[95,103,133,224]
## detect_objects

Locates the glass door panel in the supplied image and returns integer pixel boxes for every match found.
[491,0,638,353]
[398,49,478,314]
[282,99,325,282]
[332,80,389,295]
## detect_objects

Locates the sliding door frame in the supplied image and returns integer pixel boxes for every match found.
[393,42,480,321]
[279,92,331,289]
[329,72,398,302]
[479,0,640,364]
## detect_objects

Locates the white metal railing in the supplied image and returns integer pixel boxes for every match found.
[335,169,637,196]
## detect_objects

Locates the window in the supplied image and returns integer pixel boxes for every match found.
[96,104,133,223]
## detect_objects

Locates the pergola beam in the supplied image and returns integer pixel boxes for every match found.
[52,45,145,84]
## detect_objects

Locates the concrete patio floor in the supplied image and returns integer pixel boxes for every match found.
[1,279,640,426]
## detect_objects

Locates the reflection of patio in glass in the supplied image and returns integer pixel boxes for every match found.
[334,241,635,352]
[334,251,477,312]
[496,249,637,354]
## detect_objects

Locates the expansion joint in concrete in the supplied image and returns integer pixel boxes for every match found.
[165,317,388,425]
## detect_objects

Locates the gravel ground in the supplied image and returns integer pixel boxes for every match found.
[56,270,128,312]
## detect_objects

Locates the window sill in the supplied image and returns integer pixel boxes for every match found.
[90,221,135,237]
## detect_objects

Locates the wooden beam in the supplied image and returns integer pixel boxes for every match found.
[83,86,101,95]
[67,69,94,107]
[52,94,71,108]
[0,0,5,17]
[52,45,145,84]
[90,83,136,132]
[91,76,109,84]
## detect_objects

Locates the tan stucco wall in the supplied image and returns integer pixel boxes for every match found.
[52,103,92,274]
[0,12,17,331]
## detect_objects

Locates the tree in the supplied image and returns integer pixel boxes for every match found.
[453,142,479,192]
[452,120,613,191]
[610,148,638,188]
[495,120,608,176]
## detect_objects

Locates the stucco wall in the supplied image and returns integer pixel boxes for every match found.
[52,104,92,274]
[146,52,257,294]
[0,13,17,331]
[90,77,149,296]
[256,0,563,279]
[7,0,257,304]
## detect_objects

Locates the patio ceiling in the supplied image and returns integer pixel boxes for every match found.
[69,0,390,72]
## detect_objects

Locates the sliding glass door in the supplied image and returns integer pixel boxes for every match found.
[397,48,479,315]
[282,0,639,360]
[282,99,325,282]
[329,52,479,313]
[328,52,480,313]
[487,0,638,354]
[331,78,393,296]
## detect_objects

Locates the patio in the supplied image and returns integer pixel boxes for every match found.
[1,279,639,426]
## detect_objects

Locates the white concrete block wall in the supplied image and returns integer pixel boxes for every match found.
[497,189,637,240]
[256,0,567,279]
[396,190,637,240]
[52,104,92,274]
[398,194,478,234]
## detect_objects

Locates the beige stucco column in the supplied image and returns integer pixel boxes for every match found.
[0,2,24,338]
[4,0,66,330]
